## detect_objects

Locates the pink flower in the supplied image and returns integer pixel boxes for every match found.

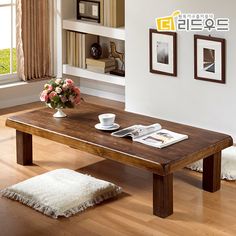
[62,83,69,91]
[47,85,53,92]
[74,94,81,105]
[44,84,53,92]
[40,78,82,108]
[69,95,75,103]
[40,90,49,102]
[73,87,80,96]
[60,95,68,103]
[49,91,57,100]
[65,79,74,87]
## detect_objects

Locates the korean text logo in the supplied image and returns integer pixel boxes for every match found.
[156,11,230,32]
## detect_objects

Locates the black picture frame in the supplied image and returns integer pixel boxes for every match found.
[149,29,177,77]
[194,34,226,84]
[77,0,101,23]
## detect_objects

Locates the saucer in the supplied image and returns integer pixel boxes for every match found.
[95,123,120,131]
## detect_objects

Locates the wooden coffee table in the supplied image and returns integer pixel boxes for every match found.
[6,102,233,218]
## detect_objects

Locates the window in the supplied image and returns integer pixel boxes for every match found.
[0,0,18,84]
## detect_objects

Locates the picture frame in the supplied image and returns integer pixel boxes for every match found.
[194,35,226,84]
[77,0,101,23]
[149,29,177,77]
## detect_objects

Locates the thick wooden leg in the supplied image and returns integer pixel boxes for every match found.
[16,131,33,165]
[153,173,173,218]
[203,152,221,192]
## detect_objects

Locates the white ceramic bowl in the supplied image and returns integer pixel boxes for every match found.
[98,113,116,127]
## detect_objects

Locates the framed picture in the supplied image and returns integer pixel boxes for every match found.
[149,29,177,76]
[77,0,100,23]
[194,35,226,84]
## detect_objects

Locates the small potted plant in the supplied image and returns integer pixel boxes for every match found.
[40,78,81,118]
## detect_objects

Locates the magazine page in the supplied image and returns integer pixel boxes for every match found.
[111,123,162,139]
[111,125,140,138]
[134,129,188,148]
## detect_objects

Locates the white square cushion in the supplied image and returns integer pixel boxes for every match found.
[0,169,122,218]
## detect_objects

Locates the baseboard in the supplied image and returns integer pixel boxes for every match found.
[0,80,46,109]
[0,95,40,109]
[80,86,125,102]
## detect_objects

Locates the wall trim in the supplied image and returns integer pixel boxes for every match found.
[0,80,46,109]
[0,94,40,109]
[80,86,125,102]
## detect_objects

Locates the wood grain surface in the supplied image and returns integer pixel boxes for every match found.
[6,102,233,176]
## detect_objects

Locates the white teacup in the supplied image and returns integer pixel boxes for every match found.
[98,113,116,127]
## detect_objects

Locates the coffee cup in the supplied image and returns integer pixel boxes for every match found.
[98,113,116,127]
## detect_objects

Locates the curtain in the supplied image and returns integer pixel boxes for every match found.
[16,0,54,81]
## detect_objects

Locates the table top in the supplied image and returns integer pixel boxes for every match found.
[6,102,233,175]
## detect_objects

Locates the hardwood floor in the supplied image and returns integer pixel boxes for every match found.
[0,95,236,236]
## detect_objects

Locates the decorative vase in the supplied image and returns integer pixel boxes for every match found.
[90,43,102,59]
[53,108,67,118]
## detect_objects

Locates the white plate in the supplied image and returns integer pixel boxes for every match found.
[95,123,120,131]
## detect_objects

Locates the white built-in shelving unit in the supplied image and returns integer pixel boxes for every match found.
[62,19,125,88]
[63,19,125,40]
[58,0,126,102]
[63,64,125,86]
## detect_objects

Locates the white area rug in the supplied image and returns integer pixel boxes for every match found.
[187,146,236,180]
[0,169,122,218]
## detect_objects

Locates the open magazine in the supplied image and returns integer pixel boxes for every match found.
[111,123,188,148]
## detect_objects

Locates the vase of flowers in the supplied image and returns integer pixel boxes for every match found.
[40,78,81,118]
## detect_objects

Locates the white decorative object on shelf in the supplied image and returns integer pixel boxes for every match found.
[63,19,125,40]
[63,65,125,87]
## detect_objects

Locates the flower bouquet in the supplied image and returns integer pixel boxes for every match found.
[40,78,81,117]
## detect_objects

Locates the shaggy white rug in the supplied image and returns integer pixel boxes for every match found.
[0,169,122,218]
[187,146,236,180]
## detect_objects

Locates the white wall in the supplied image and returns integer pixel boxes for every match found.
[125,0,236,140]
[80,79,125,102]
[0,81,46,109]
